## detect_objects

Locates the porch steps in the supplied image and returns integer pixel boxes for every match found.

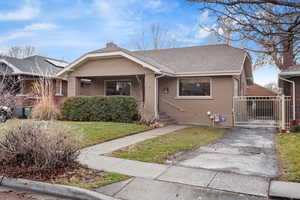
[159,112,177,125]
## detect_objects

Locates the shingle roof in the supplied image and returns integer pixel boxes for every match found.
[246,84,278,96]
[0,55,68,77]
[87,43,248,75]
[279,65,300,76]
[133,44,247,74]
[59,43,251,77]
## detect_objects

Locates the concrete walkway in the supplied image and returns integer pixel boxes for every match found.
[81,154,269,197]
[177,127,280,177]
[97,177,267,200]
[80,125,187,155]
[78,125,270,198]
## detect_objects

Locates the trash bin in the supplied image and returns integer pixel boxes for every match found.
[23,106,33,119]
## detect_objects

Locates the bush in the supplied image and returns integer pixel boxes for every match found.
[292,125,300,132]
[61,96,138,122]
[0,121,80,170]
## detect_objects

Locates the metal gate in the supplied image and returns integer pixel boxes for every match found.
[233,96,292,129]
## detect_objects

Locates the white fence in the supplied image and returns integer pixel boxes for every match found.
[233,96,292,129]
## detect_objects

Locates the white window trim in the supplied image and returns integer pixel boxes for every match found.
[104,79,133,97]
[176,77,213,99]
[55,79,63,96]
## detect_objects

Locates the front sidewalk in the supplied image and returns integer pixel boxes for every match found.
[78,125,269,198]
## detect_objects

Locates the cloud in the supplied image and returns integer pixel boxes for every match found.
[24,23,58,31]
[0,22,57,44]
[146,0,163,9]
[0,0,40,21]
[0,32,34,43]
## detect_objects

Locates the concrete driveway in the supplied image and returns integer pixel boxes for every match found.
[177,127,280,177]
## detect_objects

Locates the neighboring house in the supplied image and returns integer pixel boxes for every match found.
[58,42,253,127]
[279,64,300,120]
[246,84,278,97]
[0,55,68,112]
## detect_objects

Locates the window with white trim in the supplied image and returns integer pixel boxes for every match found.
[105,81,131,96]
[55,79,63,96]
[178,77,211,97]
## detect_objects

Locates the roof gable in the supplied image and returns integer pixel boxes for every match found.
[58,43,251,77]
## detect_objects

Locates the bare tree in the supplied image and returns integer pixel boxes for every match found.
[0,65,20,109]
[188,0,300,69]
[7,46,36,59]
[134,23,178,50]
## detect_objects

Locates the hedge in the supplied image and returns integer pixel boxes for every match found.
[61,96,138,122]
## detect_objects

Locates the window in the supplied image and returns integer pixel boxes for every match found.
[55,79,63,96]
[178,78,211,97]
[105,80,131,96]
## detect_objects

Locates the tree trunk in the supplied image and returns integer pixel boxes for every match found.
[282,38,295,69]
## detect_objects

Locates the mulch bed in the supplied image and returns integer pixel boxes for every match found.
[0,158,82,182]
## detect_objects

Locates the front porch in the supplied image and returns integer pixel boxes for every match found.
[68,74,157,121]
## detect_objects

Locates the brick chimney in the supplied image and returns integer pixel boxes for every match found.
[106,42,118,49]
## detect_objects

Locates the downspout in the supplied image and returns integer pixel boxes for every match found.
[279,77,296,120]
[154,74,165,120]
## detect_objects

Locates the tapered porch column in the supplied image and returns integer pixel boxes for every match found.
[68,77,80,97]
[143,72,156,122]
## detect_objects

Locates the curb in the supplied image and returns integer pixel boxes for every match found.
[269,180,300,199]
[0,176,119,200]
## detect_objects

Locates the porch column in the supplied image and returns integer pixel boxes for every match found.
[143,72,156,122]
[68,77,80,97]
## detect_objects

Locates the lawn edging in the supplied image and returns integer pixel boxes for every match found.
[0,175,118,200]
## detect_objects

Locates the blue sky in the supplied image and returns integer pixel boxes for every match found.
[0,0,278,85]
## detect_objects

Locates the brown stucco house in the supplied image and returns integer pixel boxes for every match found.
[0,55,68,116]
[58,42,253,127]
[279,65,300,121]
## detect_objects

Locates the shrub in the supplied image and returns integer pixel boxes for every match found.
[61,96,138,122]
[292,125,300,132]
[0,121,80,170]
[31,100,61,120]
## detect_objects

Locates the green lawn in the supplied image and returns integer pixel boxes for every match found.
[62,121,152,147]
[0,120,152,148]
[109,126,227,164]
[276,133,300,182]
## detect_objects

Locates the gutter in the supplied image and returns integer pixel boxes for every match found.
[154,74,165,120]
[279,77,296,120]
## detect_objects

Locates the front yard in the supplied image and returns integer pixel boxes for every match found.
[1,120,152,148]
[0,119,149,189]
[62,121,152,147]
[108,126,227,164]
[276,132,300,182]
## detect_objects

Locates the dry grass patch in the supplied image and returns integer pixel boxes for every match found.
[53,166,129,189]
[109,126,227,164]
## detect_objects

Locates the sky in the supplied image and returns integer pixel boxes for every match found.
[0,0,278,85]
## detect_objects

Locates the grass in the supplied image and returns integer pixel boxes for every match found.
[0,120,152,148]
[62,121,152,147]
[276,132,300,182]
[53,167,129,189]
[109,126,227,164]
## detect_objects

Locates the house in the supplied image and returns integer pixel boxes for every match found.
[0,55,68,115]
[279,64,300,120]
[58,42,253,126]
[246,84,278,97]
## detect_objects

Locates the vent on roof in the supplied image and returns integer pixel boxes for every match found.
[46,59,68,68]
